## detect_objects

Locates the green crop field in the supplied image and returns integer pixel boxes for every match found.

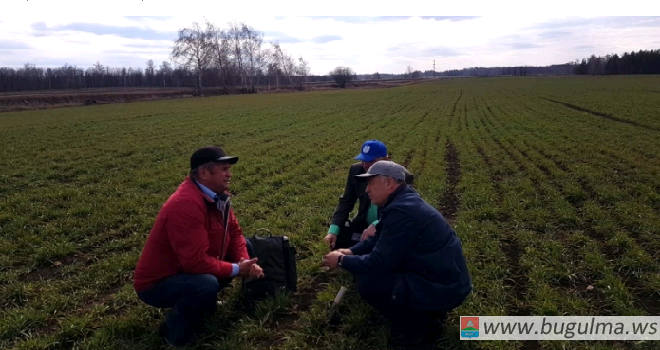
[1,76,659,350]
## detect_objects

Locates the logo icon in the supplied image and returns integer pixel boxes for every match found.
[461,317,479,338]
[363,145,370,153]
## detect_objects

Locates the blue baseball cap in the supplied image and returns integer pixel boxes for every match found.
[355,140,388,162]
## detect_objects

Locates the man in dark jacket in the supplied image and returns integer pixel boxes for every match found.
[134,146,264,346]
[324,140,413,249]
[323,161,472,349]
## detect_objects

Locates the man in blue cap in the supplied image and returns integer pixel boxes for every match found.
[324,140,413,249]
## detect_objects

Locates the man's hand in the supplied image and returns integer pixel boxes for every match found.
[237,258,259,277]
[336,248,353,256]
[239,257,264,278]
[323,251,344,269]
[361,224,376,241]
[249,263,264,279]
[324,234,337,249]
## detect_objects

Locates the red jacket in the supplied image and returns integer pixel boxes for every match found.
[133,176,249,292]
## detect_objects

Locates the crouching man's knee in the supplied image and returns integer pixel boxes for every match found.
[194,274,221,298]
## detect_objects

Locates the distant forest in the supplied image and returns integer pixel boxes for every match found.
[573,49,660,75]
[1,48,658,93]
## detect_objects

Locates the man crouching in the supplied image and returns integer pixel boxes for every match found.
[323,161,472,349]
[133,146,264,346]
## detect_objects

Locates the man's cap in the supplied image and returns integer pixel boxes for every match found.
[190,146,238,170]
[355,139,388,162]
[355,160,407,182]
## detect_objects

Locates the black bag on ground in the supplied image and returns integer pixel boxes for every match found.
[242,230,297,298]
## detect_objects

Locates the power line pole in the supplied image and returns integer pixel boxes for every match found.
[433,60,436,77]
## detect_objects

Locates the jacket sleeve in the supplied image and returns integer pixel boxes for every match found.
[225,209,250,263]
[330,165,360,227]
[166,200,234,279]
[349,231,378,256]
[341,207,416,275]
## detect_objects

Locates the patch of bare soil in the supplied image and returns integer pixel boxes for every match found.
[438,139,461,224]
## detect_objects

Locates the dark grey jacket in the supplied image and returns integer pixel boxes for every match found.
[330,162,414,231]
[342,185,472,311]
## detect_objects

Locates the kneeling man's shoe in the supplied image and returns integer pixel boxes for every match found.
[159,321,188,347]
[388,330,433,350]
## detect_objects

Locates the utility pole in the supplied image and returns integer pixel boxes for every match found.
[433,60,436,77]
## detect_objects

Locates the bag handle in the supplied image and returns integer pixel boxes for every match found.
[253,228,272,238]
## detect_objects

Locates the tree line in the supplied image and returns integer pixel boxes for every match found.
[573,49,660,75]
[2,37,659,93]
[0,21,316,94]
[437,64,575,77]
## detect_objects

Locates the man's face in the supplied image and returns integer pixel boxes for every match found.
[199,162,233,193]
[365,176,393,206]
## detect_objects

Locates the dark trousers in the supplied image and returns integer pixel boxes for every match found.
[356,273,448,337]
[137,240,254,345]
[137,273,232,344]
[335,220,367,249]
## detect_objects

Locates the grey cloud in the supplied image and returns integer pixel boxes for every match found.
[33,22,177,41]
[534,17,595,30]
[419,16,479,21]
[538,30,572,39]
[574,45,594,50]
[422,47,463,57]
[124,41,172,49]
[534,16,660,30]
[600,16,660,28]
[123,16,175,21]
[64,40,90,45]
[31,22,48,31]
[305,16,411,23]
[510,43,541,50]
[0,40,31,49]
[311,35,343,44]
[264,31,303,44]
[388,45,462,58]
[110,48,171,55]
[373,16,412,22]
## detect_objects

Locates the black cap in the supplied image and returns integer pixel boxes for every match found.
[190,146,238,170]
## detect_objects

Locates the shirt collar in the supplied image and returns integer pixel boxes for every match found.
[197,182,218,201]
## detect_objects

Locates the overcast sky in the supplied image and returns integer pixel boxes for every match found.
[1,2,659,75]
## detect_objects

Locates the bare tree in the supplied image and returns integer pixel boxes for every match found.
[406,65,414,80]
[271,42,296,88]
[227,21,247,88]
[206,21,231,89]
[297,56,309,90]
[242,24,265,92]
[159,61,172,87]
[93,61,104,75]
[266,61,280,90]
[145,59,155,87]
[330,66,354,88]
[171,21,213,94]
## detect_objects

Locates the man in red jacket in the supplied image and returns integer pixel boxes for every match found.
[134,146,264,346]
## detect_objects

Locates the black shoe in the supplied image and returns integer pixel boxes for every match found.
[388,330,433,350]
[426,318,445,342]
[159,321,188,347]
